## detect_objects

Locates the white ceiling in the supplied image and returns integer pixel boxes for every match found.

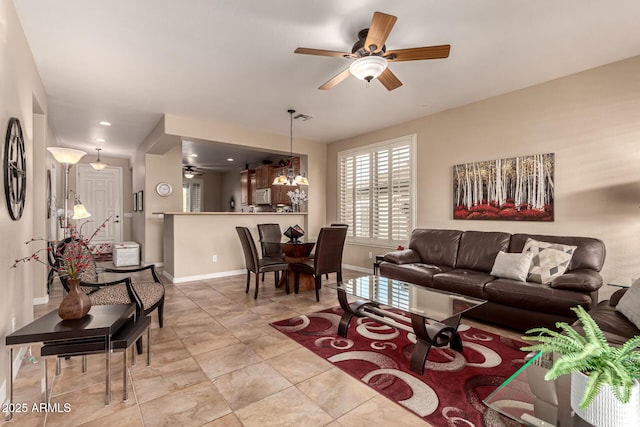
[13,0,640,162]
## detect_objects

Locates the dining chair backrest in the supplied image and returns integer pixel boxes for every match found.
[313,226,348,275]
[257,223,283,258]
[236,226,259,273]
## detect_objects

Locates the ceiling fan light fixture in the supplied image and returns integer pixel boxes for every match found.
[184,171,195,179]
[349,56,387,82]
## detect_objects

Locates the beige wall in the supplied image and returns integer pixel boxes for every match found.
[0,0,49,403]
[327,55,640,285]
[143,146,183,263]
[200,171,223,212]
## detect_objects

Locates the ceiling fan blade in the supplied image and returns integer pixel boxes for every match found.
[378,68,403,91]
[364,11,397,53]
[295,47,354,58]
[319,68,351,90]
[386,45,451,62]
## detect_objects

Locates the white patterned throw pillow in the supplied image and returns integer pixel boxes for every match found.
[522,238,577,284]
[490,251,534,282]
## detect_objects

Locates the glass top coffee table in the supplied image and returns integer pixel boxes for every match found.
[326,275,486,375]
[484,351,593,426]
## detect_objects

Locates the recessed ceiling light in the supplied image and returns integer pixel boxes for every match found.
[227,158,234,162]
[95,138,105,143]
[99,121,111,126]
[190,154,198,157]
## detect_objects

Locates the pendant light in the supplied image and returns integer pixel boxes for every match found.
[272,109,309,186]
[69,190,91,219]
[90,148,107,171]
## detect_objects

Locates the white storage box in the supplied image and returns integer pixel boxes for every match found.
[112,241,140,267]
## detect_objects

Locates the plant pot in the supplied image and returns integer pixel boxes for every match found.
[570,370,640,426]
[58,279,92,320]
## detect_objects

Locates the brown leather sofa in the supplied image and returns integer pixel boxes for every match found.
[379,229,606,331]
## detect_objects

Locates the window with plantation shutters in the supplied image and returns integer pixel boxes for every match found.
[182,179,203,212]
[338,135,416,246]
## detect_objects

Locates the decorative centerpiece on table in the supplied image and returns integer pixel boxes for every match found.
[521,306,640,426]
[286,188,308,212]
[12,218,111,320]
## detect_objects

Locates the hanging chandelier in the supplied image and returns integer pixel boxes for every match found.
[272,109,309,186]
[90,148,107,171]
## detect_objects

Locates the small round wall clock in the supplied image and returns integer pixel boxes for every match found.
[156,182,172,197]
[4,117,26,220]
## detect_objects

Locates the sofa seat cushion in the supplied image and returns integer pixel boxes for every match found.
[484,279,592,317]
[582,300,640,347]
[431,269,493,299]
[379,262,450,287]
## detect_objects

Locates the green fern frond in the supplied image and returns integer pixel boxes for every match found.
[521,305,640,408]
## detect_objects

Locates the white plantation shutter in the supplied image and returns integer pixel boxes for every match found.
[338,135,416,245]
[182,179,203,212]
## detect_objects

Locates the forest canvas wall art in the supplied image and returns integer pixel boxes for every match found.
[453,153,554,221]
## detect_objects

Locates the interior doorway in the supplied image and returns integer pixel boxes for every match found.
[76,164,123,245]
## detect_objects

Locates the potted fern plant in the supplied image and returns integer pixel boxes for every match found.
[521,305,640,426]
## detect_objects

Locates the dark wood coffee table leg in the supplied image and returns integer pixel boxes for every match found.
[443,314,464,352]
[336,288,380,337]
[410,314,458,375]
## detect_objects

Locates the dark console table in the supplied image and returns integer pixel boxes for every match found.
[4,304,134,420]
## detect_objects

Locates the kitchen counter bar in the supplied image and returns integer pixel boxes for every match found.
[161,212,307,283]
[155,211,307,215]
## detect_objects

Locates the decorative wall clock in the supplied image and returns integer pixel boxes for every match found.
[4,117,26,220]
[156,182,172,197]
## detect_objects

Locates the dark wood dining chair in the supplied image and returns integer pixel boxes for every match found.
[236,226,289,298]
[309,224,348,279]
[292,226,348,302]
[257,223,285,283]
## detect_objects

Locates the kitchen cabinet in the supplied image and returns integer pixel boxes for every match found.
[255,165,272,189]
[240,169,255,205]
[250,171,256,205]
[271,184,295,205]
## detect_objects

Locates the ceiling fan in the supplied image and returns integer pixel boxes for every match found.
[295,11,450,91]
[183,165,204,179]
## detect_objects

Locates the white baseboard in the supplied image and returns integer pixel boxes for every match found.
[33,295,50,305]
[164,269,246,284]
[164,265,372,285]
[1,347,28,407]
[343,264,374,274]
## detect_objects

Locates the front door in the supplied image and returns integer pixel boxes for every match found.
[76,164,122,245]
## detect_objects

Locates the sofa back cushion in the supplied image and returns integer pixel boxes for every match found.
[456,231,511,272]
[509,234,606,272]
[408,229,462,268]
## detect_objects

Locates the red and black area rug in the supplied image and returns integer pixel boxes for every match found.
[270,307,528,426]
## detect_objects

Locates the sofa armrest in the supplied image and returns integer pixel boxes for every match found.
[609,288,628,306]
[549,268,603,292]
[383,249,421,265]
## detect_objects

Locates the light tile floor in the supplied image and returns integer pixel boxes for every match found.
[3,268,522,427]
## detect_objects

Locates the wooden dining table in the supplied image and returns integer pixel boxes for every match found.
[271,240,316,292]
